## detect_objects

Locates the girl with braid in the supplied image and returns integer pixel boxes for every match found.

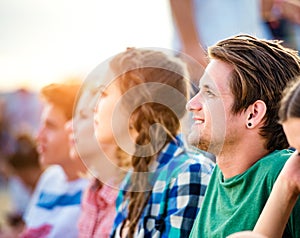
[93,48,214,238]
[65,81,131,238]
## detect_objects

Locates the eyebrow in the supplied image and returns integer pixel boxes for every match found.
[198,73,216,90]
[199,83,215,91]
[45,119,58,128]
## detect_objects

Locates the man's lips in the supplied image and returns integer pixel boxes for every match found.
[192,116,204,125]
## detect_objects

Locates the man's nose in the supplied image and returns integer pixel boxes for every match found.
[186,93,203,111]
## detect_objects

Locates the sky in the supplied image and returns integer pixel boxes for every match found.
[0,0,174,92]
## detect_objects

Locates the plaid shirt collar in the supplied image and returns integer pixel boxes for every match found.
[149,134,186,171]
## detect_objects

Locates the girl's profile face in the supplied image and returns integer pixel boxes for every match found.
[68,87,100,162]
[94,78,123,147]
[68,79,128,180]
[283,117,300,152]
[93,68,138,157]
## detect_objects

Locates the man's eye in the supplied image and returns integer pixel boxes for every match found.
[199,87,215,97]
[205,90,215,97]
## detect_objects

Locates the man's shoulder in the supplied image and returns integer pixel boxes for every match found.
[39,165,65,182]
[257,149,292,171]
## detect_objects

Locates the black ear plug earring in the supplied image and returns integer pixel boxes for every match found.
[247,113,253,128]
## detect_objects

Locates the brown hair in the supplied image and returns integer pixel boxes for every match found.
[208,34,300,151]
[279,77,300,122]
[8,134,39,169]
[40,82,81,120]
[109,48,189,237]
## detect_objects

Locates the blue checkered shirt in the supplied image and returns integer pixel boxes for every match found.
[110,134,215,238]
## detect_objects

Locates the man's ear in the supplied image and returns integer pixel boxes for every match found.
[245,100,267,128]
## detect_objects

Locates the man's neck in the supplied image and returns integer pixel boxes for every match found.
[62,159,87,181]
[216,140,269,179]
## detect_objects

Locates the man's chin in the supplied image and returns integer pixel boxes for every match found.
[39,155,52,167]
[188,135,210,152]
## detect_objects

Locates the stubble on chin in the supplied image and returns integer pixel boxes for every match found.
[196,141,210,151]
[188,131,220,155]
[188,131,209,151]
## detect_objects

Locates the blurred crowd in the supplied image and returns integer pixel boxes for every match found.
[0,88,43,236]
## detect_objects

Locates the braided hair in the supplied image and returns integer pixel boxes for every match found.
[109,48,189,237]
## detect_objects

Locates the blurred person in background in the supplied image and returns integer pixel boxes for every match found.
[0,98,11,183]
[7,134,42,220]
[21,82,88,238]
[0,134,43,238]
[65,78,131,238]
[0,88,42,158]
[261,0,300,52]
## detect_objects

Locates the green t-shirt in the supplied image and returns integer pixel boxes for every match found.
[189,149,300,238]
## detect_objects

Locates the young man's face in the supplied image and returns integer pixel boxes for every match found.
[187,59,246,155]
[37,103,70,166]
